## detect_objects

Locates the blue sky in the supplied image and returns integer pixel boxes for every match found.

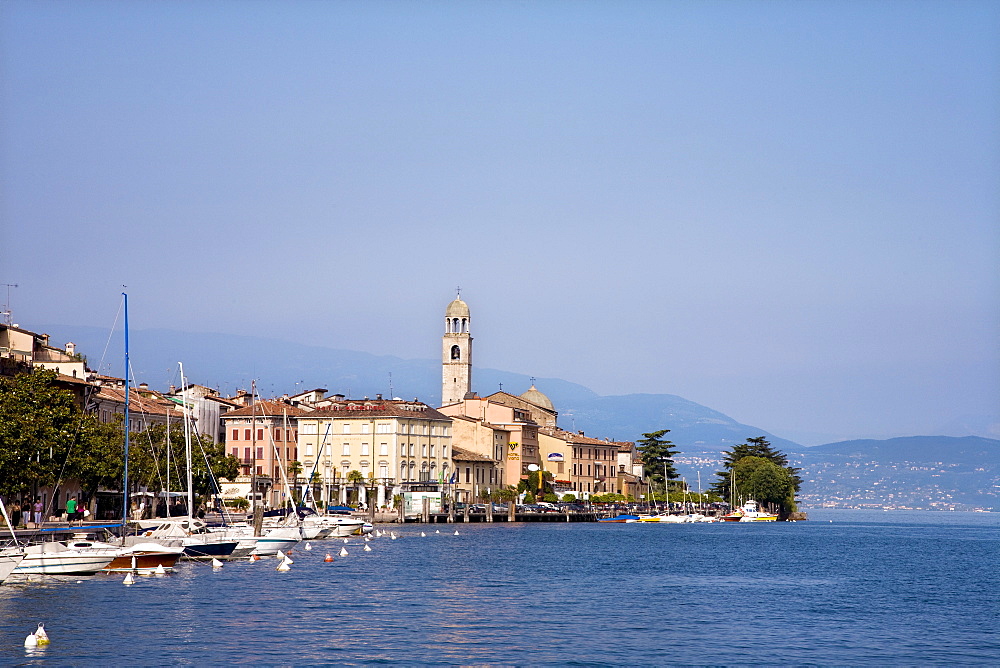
[2,1,997,445]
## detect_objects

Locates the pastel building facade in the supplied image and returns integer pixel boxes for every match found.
[296,398,453,507]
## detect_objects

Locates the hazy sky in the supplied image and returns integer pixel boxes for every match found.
[2,1,998,445]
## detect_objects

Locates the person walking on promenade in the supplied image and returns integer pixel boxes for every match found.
[66,497,77,524]
[32,497,43,526]
[10,501,22,528]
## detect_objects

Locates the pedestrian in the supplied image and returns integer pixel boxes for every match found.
[66,496,77,524]
[10,501,21,528]
[32,497,43,526]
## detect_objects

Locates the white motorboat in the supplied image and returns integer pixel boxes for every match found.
[209,522,301,557]
[8,541,115,576]
[721,499,778,522]
[317,515,373,537]
[62,536,184,573]
[129,518,239,559]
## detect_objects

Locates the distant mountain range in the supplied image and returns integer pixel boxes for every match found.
[38,324,800,450]
[36,325,1000,510]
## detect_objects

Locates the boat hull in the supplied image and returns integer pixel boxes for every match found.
[0,552,25,583]
[182,541,239,559]
[13,548,114,575]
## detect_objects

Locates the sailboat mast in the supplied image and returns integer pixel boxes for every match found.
[122,292,131,528]
[250,380,257,513]
[165,409,171,517]
[180,362,194,520]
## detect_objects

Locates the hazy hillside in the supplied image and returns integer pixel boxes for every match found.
[803,435,999,465]
[39,324,794,449]
[791,436,1000,510]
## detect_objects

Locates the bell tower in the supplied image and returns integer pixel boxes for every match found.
[442,291,472,406]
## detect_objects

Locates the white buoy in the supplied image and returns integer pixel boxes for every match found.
[123,572,135,586]
[304,543,312,551]
[282,555,294,564]
[363,544,372,552]
[276,550,286,560]
[454,530,460,535]
[153,564,166,576]
[435,530,440,534]
[211,558,223,569]
[25,624,50,648]
[343,538,349,544]
[390,533,397,540]
[420,531,426,537]
[339,547,349,557]
[276,561,291,572]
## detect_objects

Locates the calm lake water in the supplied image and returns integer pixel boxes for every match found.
[1,509,998,666]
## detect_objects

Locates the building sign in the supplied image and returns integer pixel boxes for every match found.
[547,453,564,462]
[508,442,520,461]
[403,491,442,517]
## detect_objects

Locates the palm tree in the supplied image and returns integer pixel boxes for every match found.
[346,470,364,506]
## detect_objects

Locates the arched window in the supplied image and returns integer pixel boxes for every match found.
[451,345,461,360]
[461,318,467,333]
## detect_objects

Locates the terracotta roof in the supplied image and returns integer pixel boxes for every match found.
[222,400,309,418]
[449,415,511,432]
[95,386,177,417]
[309,400,451,422]
[484,390,557,415]
[451,446,495,462]
[204,395,242,407]
[539,426,624,448]
[54,372,92,386]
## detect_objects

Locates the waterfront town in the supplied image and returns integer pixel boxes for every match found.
[1,295,654,522]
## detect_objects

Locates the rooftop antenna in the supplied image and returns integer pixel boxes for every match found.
[456,285,461,298]
[1,283,18,325]
[388,372,393,399]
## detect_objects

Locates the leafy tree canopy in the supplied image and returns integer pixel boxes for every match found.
[0,370,238,501]
[711,437,800,514]
[0,369,96,496]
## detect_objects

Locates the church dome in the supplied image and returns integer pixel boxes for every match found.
[445,297,470,318]
[520,384,554,411]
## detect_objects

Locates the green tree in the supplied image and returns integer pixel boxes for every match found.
[0,369,84,496]
[494,487,517,502]
[346,469,364,505]
[637,429,679,491]
[516,470,552,497]
[67,417,126,499]
[128,422,239,499]
[712,437,800,515]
